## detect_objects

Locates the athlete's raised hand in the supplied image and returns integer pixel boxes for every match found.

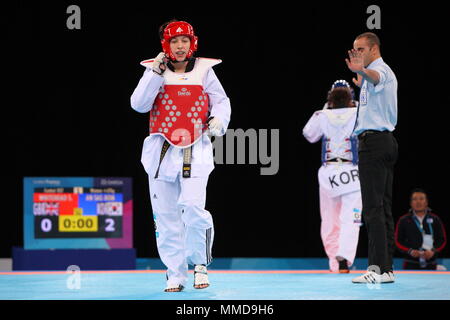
[152,52,168,75]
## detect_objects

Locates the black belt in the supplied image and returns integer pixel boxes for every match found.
[182,146,192,178]
[326,158,352,163]
[357,130,390,140]
[154,140,171,179]
[154,140,193,179]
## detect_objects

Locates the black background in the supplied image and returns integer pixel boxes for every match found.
[2,1,448,261]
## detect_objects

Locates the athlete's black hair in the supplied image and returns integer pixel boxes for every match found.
[327,87,352,109]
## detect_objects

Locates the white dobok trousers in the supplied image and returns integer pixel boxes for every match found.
[149,174,214,287]
[318,163,362,271]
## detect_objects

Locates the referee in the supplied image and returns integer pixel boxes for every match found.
[345,32,398,283]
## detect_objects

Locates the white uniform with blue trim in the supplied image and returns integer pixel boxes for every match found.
[131,57,231,288]
[303,107,362,271]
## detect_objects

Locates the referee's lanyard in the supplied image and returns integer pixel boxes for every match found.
[412,214,434,250]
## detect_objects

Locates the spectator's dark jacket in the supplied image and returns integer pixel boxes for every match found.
[395,209,447,265]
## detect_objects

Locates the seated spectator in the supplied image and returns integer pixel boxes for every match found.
[395,188,447,270]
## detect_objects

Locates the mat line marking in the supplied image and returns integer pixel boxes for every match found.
[1,270,449,275]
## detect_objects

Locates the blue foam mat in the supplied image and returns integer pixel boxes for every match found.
[1,271,450,300]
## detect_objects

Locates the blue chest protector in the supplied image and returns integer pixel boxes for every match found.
[321,135,359,165]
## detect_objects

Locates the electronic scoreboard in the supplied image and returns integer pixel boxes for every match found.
[24,177,132,249]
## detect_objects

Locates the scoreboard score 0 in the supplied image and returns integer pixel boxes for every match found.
[24,177,132,249]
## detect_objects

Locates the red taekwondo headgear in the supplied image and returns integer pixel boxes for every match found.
[161,21,198,61]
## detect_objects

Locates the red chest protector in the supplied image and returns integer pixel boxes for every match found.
[140,57,221,148]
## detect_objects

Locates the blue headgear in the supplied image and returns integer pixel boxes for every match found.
[331,79,351,89]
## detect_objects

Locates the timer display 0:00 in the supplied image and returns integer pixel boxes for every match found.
[59,216,98,232]
[39,216,118,233]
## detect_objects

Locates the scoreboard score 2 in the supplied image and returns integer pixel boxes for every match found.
[24,177,132,249]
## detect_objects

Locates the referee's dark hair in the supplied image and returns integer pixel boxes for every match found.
[356,32,381,49]
[409,188,428,201]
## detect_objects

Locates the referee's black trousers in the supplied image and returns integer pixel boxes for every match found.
[358,131,398,274]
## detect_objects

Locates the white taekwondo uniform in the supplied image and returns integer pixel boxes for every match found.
[303,107,362,271]
[131,57,231,287]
